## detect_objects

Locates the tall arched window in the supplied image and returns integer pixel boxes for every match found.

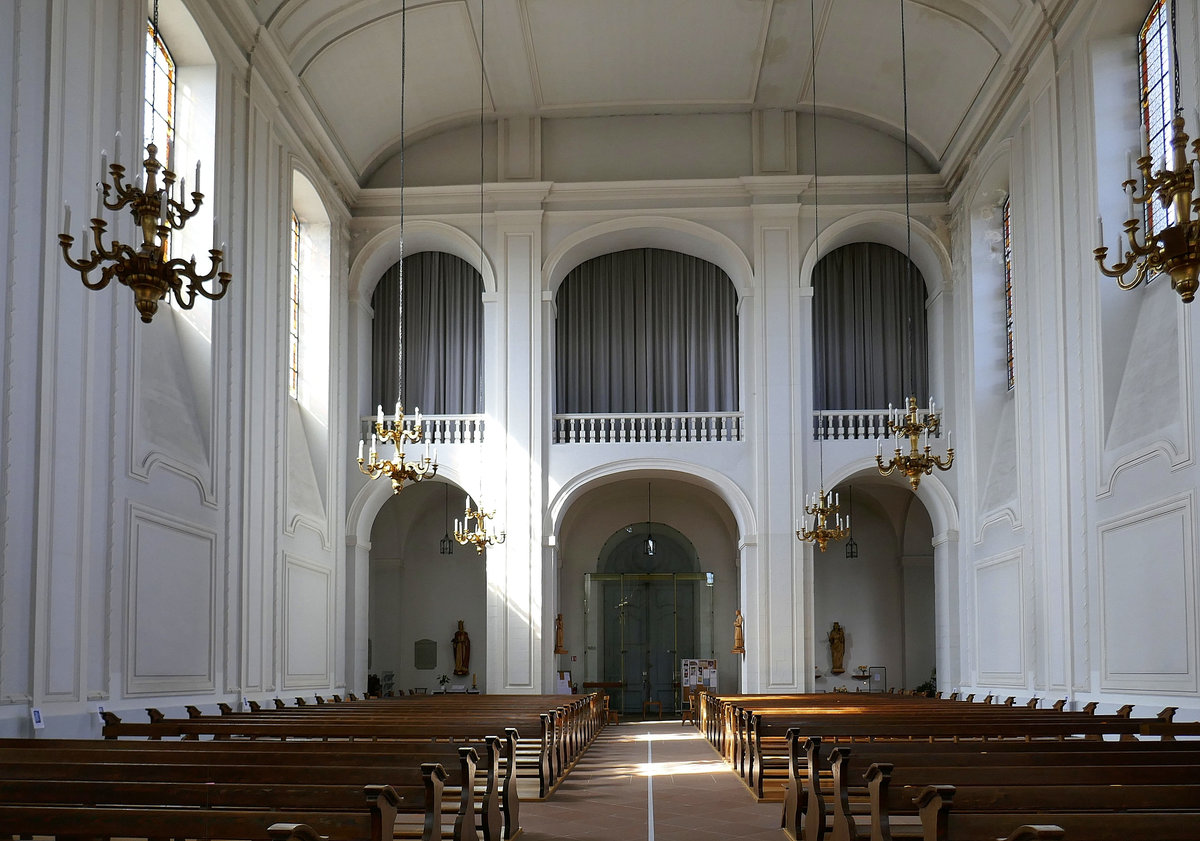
[151,7,217,338]
[1002,196,1015,390]
[144,21,175,164]
[554,248,739,414]
[812,242,927,410]
[1140,0,1174,235]
[371,252,484,414]
[290,173,331,420]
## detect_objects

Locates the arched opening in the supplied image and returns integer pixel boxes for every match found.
[812,242,928,411]
[588,521,714,715]
[554,248,739,416]
[812,475,936,694]
[367,479,488,695]
[371,250,484,415]
[555,474,740,714]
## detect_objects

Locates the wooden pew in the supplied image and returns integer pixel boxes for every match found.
[781,729,1200,841]
[0,736,508,841]
[0,744,491,841]
[0,779,425,841]
[833,748,1200,841]
[103,692,601,800]
[915,785,1200,841]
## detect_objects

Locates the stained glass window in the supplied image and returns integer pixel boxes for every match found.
[289,211,301,398]
[1002,196,1014,391]
[1140,0,1174,235]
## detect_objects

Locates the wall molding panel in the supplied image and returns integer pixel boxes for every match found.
[974,550,1027,687]
[1097,492,1197,694]
[281,554,333,690]
[124,504,218,696]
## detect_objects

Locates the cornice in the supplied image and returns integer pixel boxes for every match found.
[940,0,1071,192]
[207,0,360,204]
[352,174,947,218]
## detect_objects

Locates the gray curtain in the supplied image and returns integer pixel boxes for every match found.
[371,251,483,414]
[555,248,739,413]
[812,242,928,410]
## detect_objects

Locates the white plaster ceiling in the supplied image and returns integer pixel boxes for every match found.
[251,0,1034,182]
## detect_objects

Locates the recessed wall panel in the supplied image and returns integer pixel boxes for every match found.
[126,506,216,695]
[974,551,1025,685]
[1099,495,1197,692]
[283,556,332,688]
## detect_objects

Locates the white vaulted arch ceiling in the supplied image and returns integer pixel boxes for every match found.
[244,0,1033,184]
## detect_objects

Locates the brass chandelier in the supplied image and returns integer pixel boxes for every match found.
[876,396,954,491]
[59,5,230,323]
[358,403,437,493]
[355,0,437,496]
[454,496,506,554]
[1094,109,1200,303]
[796,0,846,555]
[797,488,849,553]
[1095,0,1198,303]
[874,0,955,493]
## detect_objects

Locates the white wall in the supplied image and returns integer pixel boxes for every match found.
[5,0,1199,735]
[949,0,1200,720]
[0,0,351,738]
[367,481,489,692]
[812,484,935,693]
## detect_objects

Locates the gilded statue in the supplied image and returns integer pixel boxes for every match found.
[828,621,845,674]
[452,620,471,675]
[554,613,567,654]
[732,609,746,654]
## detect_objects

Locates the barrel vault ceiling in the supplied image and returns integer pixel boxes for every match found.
[236,0,1077,186]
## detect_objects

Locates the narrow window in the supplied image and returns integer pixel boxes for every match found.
[1140,0,1174,235]
[289,211,301,398]
[1002,195,1014,390]
[144,22,176,164]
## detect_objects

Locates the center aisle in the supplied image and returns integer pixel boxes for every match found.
[519,720,786,841]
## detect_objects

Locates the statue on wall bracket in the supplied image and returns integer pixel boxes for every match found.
[452,620,471,675]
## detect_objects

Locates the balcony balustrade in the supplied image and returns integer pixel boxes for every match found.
[813,408,942,440]
[359,413,485,445]
[553,411,743,444]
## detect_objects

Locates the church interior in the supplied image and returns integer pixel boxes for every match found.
[4,0,1200,746]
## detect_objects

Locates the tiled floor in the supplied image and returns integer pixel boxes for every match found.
[519,720,786,841]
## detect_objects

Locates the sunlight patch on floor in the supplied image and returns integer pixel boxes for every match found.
[637,758,726,776]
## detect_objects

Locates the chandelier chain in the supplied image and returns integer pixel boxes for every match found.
[875,0,956,491]
[1094,0,1200,303]
[1171,0,1181,118]
[397,0,407,409]
[150,0,160,153]
[479,0,486,412]
[900,0,916,396]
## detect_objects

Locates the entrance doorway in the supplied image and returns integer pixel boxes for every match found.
[583,523,717,715]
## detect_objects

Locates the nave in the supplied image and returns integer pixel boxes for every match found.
[520,720,781,841]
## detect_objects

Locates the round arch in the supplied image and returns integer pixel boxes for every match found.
[966,140,1013,214]
[545,458,757,543]
[815,457,961,688]
[542,216,754,299]
[800,210,952,298]
[348,220,497,302]
[818,456,959,539]
[347,464,475,547]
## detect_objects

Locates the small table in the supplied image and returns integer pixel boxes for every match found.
[642,699,663,719]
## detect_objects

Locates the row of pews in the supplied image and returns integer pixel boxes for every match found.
[0,692,604,841]
[698,691,1200,841]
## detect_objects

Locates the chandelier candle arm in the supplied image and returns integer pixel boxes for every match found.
[60,141,230,322]
[454,499,506,554]
[1096,112,1200,303]
[357,402,437,494]
[876,395,955,491]
[797,488,850,552]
